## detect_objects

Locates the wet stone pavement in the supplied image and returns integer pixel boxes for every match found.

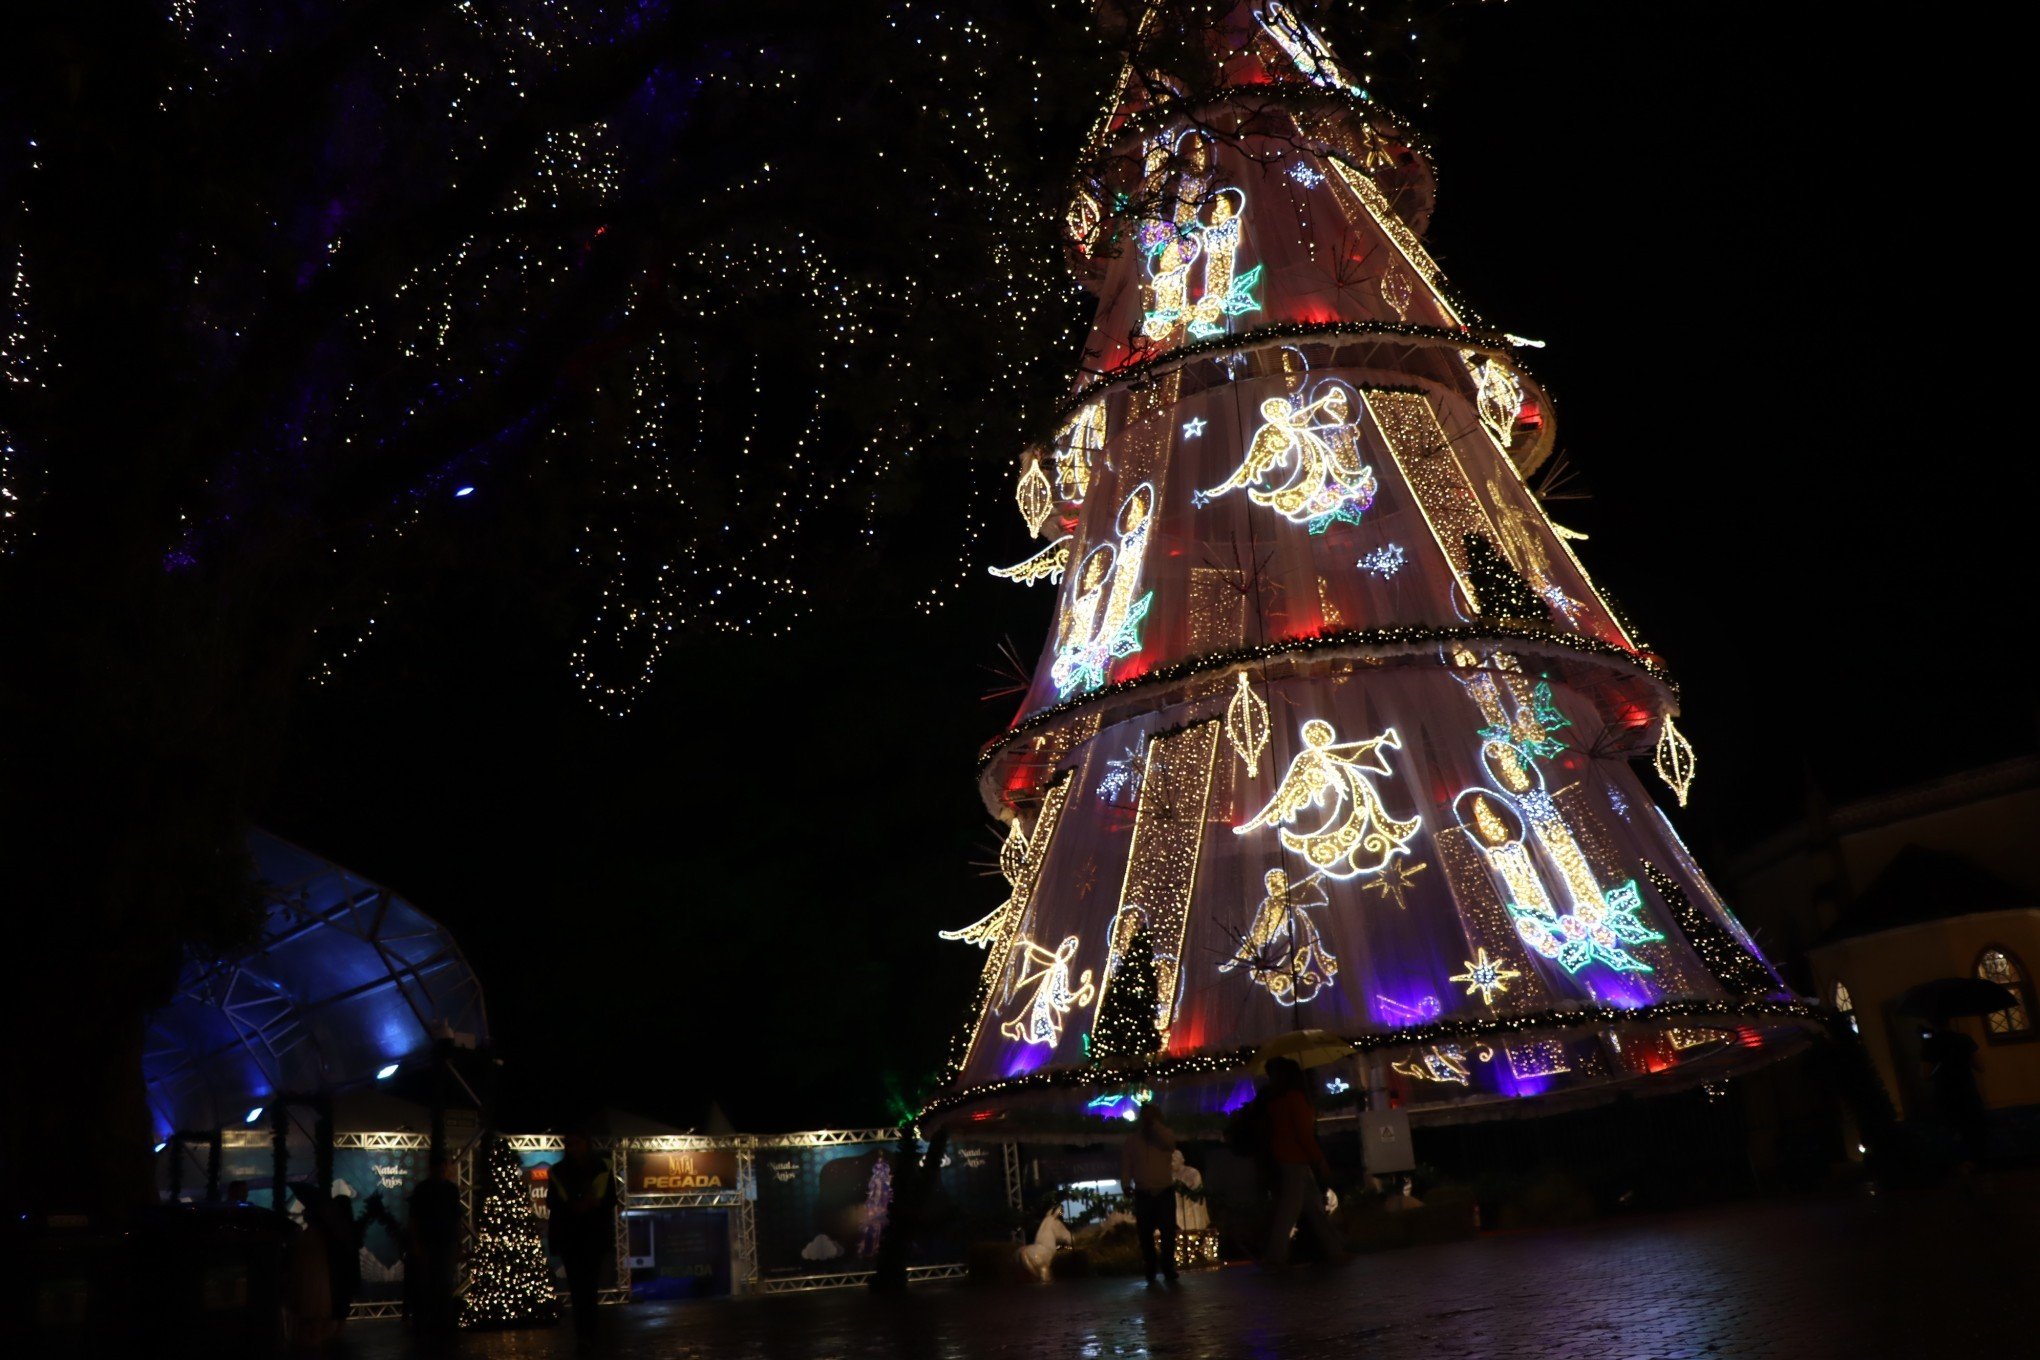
[348,1183,2039,1360]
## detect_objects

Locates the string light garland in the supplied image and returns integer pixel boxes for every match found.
[978,619,1673,775]
[919,998,1829,1124]
[1044,320,1545,438]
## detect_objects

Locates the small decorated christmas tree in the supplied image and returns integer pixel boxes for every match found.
[1091,929,1163,1062]
[461,1136,559,1330]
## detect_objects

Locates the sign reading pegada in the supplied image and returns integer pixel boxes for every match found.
[626,1147,738,1195]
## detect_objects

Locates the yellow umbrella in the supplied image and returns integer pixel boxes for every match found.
[1249,1029,1354,1073]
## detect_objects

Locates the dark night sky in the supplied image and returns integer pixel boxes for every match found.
[261,7,2026,1133]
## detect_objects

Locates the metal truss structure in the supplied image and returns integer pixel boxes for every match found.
[753,1263,969,1295]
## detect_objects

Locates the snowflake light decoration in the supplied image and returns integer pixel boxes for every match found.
[1358,543,1405,578]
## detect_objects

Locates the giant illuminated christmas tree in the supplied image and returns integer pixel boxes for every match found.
[932,1,1812,1129]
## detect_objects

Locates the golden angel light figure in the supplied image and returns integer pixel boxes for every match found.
[999,935,1096,1047]
[1236,721,1422,878]
[1050,483,1156,697]
[1198,381,1376,533]
[1219,867,1337,1005]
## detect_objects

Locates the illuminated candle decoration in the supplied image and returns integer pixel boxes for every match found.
[1655,715,1696,807]
[999,935,1096,1047]
[1056,402,1105,504]
[1219,867,1337,1006]
[1237,720,1422,879]
[989,537,1070,586]
[1463,669,1571,764]
[1200,380,1377,532]
[1140,176,1263,343]
[1511,879,1661,976]
[1051,483,1156,697]
[1449,947,1523,1006]
[1225,669,1272,776]
[1016,457,1054,536]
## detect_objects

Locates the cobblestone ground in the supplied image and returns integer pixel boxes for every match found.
[346,1181,2039,1360]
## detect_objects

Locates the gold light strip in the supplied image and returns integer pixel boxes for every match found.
[1327,161,1462,326]
[1364,390,1500,609]
[962,775,1074,1074]
[1098,720,1223,1038]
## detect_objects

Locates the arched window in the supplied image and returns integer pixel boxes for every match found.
[1832,980,1859,1034]
[1975,947,2034,1044]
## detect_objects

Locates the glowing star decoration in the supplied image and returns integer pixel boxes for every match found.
[1358,543,1406,578]
[1200,380,1377,533]
[1655,715,1697,807]
[1016,458,1054,536]
[1236,720,1422,879]
[1141,186,1264,343]
[1219,868,1337,1006]
[1449,947,1522,1006]
[1050,483,1156,698]
[1511,879,1663,975]
[1362,859,1428,910]
[1392,1045,1470,1086]
[1181,417,1207,438]
[1607,783,1631,821]
[999,935,1096,1047]
[1462,350,1525,448]
[1225,669,1272,777]
[989,537,1071,587]
[1255,1,1365,95]
[1288,161,1325,188]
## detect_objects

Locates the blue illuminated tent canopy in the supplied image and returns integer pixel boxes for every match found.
[144,831,487,1137]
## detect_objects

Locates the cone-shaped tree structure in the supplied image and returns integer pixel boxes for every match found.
[933,2,1812,1132]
